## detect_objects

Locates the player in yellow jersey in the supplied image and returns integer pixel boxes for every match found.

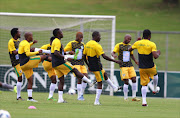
[40,36,57,101]
[8,28,37,100]
[51,28,94,103]
[83,31,122,105]
[18,32,52,102]
[64,32,88,101]
[112,34,140,101]
[129,29,161,106]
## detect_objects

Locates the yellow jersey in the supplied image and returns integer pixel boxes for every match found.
[51,38,65,67]
[83,40,104,71]
[64,40,85,65]
[18,40,39,66]
[113,42,133,67]
[132,39,157,68]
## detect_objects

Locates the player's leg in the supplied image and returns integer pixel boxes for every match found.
[80,73,88,97]
[153,74,159,94]
[48,75,57,100]
[57,76,66,103]
[0,82,14,89]
[14,64,23,100]
[123,79,129,101]
[129,67,140,101]
[94,81,102,105]
[71,68,93,86]
[139,69,150,106]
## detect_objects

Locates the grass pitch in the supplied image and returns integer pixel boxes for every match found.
[0,91,179,118]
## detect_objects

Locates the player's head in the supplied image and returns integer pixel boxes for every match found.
[143,29,151,40]
[50,36,55,45]
[76,32,83,42]
[53,28,63,39]
[124,34,131,44]
[92,31,101,42]
[11,28,20,39]
[24,32,33,42]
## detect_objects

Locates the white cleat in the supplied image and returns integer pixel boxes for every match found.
[114,86,122,92]
[94,101,101,105]
[57,100,67,103]
[88,81,96,87]
[27,98,38,102]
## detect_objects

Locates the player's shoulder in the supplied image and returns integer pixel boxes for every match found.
[148,40,156,46]
[116,42,123,46]
[8,38,14,43]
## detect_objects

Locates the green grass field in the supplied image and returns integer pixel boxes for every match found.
[0,91,179,118]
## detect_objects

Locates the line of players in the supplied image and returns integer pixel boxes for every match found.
[5,28,160,106]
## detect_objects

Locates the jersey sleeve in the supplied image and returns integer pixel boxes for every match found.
[30,42,34,47]
[8,41,16,52]
[151,42,157,52]
[25,43,39,56]
[83,45,86,55]
[113,44,119,53]
[64,42,72,52]
[132,41,138,49]
[130,50,133,55]
[96,44,104,56]
[40,44,48,50]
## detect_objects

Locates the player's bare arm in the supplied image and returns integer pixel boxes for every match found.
[102,53,122,64]
[54,50,64,59]
[83,54,89,67]
[130,54,139,65]
[152,50,161,59]
[128,46,134,52]
[111,51,118,58]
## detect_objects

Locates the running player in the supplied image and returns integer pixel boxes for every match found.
[40,36,57,101]
[112,34,140,101]
[18,32,52,102]
[83,31,122,105]
[64,32,88,101]
[129,29,161,106]
[0,82,17,93]
[8,28,37,100]
[51,28,94,103]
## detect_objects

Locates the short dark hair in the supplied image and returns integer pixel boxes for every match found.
[53,28,60,37]
[11,28,18,38]
[92,31,99,38]
[143,29,151,39]
[50,36,55,42]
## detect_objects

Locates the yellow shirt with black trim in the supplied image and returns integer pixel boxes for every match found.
[8,38,20,67]
[113,42,133,67]
[40,44,51,50]
[51,38,65,67]
[132,39,157,69]
[64,40,84,65]
[83,40,104,71]
[18,40,39,66]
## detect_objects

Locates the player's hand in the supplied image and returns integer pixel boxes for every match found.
[33,40,38,44]
[38,50,42,54]
[67,58,72,62]
[30,47,35,52]
[135,61,139,65]
[69,51,75,55]
[157,50,161,55]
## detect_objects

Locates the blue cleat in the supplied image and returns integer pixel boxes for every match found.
[77,95,85,101]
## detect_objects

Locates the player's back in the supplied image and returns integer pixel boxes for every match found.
[132,39,157,69]
[41,44,51,50]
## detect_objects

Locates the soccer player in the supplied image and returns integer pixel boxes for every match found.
[129,29,161,106]
[51,28,94,103]
[8,28,37,100]
[0,82,17,93]
[83,31,122,105]
[40,36,57,101]
[18,32,52,102]
[64,32,88,101]
[112,34,140,101]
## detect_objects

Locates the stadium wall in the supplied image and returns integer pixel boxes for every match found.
[0,65,180,98]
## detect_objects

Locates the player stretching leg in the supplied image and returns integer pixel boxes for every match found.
[8,28,37,100]
[18,32,52,102]
[51,28,94,103]
[129,29,160,106]
[0,82,17,93]
[83,31,122,105]
[112,34,140,101]
[64,32,88,101]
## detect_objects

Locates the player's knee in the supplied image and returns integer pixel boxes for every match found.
[124,79,129,85]
[18,76,22,82]
[131,77,136,83]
